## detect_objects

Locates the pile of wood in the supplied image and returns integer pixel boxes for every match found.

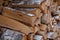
[0,0,60,40]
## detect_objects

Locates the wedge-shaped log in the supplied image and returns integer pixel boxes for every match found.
[2,7,37,26]
[0,15,34,35]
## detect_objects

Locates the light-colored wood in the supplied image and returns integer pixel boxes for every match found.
[34,18,41,26]
[54,0,60,6]
[22,35,27,40]
[2,7,37,26]
[39,24,47,31]
[37,30,47,36]
[50,2,57,12]
[0,15,34,35]
[28,33,34,40]
[57,29,60,37]
[45,0,53,6]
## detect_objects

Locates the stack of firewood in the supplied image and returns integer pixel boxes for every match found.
[0,0,60,40]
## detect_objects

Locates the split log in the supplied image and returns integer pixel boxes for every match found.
[0,15,34,35]
[2,7,37,26]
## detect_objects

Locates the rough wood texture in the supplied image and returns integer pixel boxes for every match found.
[2,7,38,26]
[0,15,34,35]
